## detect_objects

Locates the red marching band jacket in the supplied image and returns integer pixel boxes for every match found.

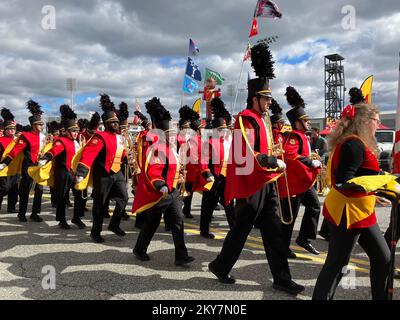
[277,130,320,198]
[5,131,46,164]
[132,136,179,214]
[178,130,211,192]
[47,137,80,171]
[78,131,126,174]
[0,136,15,159]
[224,109,283,205]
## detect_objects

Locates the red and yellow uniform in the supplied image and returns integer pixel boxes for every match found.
[277,129,319,198]
[132,137,179,214]
[323,136,379,229]
[224,108,282,205]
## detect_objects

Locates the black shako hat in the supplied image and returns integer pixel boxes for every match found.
[145,97,171,131]
[285,86,308,125]
[211,97,231,129]
[27,100,44,125]
[1,108,17,129]
[60,104,78,131]
[100,94,119,124]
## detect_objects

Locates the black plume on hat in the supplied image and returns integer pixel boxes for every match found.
[47,121,60,134]
[179,105,199,128]
[145,97,171,130]
[1,108,15,122]
[60,104,78,130]
[285,86,305,108]
[349,87,365,105]
[134,110,150,128]
[78,118,89,131]
[211,97,231,127]
[118,101,129,123]
[270,99,284,124]
[251,41,275,79]
[88,112,101,131]
[27,100,43,116]
[100,94,115,113]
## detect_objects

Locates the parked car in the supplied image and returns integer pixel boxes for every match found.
[375,130,395,172]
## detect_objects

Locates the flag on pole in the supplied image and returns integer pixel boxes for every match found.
[243,42,251,61]
[256,0,283,19]
[182,75,199,94]
[249,18,259,38]
[185,57,202,81]
[360,75,373,104]
[393,53,400,173]
[205,68,225,85]
[189,38,200,56]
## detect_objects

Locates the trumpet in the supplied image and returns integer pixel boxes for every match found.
[263,111,294,225]
[121,128,139,183]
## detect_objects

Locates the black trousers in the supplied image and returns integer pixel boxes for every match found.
[281,187,320,251]
[134,190,189,260]
[50,187,57,208]
[0,175,19,212]
[91,170,128,236]
[200,176,234,233]
[312,215,390,300]
[210,184,292,283]
[55,167,85,223]
[18,166,43,216]
[182,182,194,217]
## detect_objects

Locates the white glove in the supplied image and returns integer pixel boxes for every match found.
[0,163,6,171]
[76,176,84,184]
[160,186,169,194]
[311,160,322,168]
[277,159,286,171]
[206,176,215,182]
[38,160,47,167]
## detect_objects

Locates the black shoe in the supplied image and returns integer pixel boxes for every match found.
[296,239,320,255]
[200,231,215,239]
[287,250,297,259]
[7,209,19,214]
[183,212,194,219]
[175,256,195,266]
[18,214,27,222]
[208,262,236,284]
[30,214,43,222]
[58,221,71,230]
[91,234,105,243]
[71,218,86,229]
[108,226,126,237]
[133,249,150,261]
[273,280,305,295]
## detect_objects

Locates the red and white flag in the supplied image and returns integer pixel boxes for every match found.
[256,0,282,19]
[393,53,400,173]
[249,18,258,38]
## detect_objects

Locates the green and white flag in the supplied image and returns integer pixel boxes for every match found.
[205,68,225,85]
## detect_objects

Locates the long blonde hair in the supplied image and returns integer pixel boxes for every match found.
[328,102,379,156]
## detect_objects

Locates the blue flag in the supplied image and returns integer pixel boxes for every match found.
[182,75,199,94]
[185,57,202,81]
[189,38,199,56]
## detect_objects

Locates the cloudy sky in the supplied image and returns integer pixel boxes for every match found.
[0,0,399,124]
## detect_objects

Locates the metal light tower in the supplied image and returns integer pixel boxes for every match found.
[66,78,77,108]
[324,54,345,120]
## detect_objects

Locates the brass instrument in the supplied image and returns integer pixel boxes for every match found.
[121,128,139,184]
[177,139,191,198]
[311,151,328,195]
[263,111,294,225]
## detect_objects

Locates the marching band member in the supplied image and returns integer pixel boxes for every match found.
[0,108,19,214]
[132,98,195,266]
[177,105,213,220]
[270,99,285,145]
[38,105,86,229]
[0,100,46,222]
[200,97,233,239]
[131,110,153,229]
[313,88,390,300]
[47,121,61,208]
[75,94,128,243]
[278,87,322,258]
[209,42,304,295]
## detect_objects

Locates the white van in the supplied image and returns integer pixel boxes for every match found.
[375,130,395,172]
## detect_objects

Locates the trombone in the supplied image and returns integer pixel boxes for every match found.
[263,111,294,225]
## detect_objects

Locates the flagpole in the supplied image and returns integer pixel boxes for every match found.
[393,52,400,173]
[232,1,259,114]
